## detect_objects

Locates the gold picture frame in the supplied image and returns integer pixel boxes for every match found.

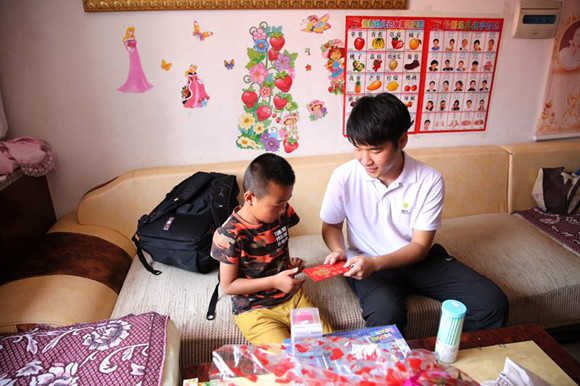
[83,0,408,11]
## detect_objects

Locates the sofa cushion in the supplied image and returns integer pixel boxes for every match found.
[435,213,580,328]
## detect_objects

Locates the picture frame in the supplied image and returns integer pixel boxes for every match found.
[83,0,408,11]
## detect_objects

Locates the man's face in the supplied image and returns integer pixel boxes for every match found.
[354,134,407,183]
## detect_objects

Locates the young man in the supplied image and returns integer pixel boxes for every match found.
[319,93,508,334]
[212,153,332,344]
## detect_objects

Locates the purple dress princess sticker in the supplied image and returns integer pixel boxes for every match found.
[117,26,153,93]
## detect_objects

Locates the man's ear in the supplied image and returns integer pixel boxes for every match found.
[399,132,409,150]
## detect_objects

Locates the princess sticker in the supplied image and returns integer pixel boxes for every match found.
[181,64,210,108]
[307,100,328,121]
[321,39,345,95]
[117,26,154,93]
[236,21,300,153]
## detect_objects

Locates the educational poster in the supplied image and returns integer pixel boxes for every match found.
[344,17,503,135]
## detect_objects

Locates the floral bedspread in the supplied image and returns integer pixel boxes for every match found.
[0,312,168,386]
[514,208,580,254]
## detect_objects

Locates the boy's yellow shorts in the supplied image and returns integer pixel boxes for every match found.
[234,288,333,345]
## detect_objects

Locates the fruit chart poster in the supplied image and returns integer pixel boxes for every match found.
[344,17,503,135]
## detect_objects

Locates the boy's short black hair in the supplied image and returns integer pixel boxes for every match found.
[346,93,411,148]
[243,153,295,198]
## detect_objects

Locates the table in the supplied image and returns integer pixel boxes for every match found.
[183,324,580,383]
[408,324,580,383]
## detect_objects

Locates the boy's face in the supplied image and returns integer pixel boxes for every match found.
[247,182,293,224]
[354,134,407,183]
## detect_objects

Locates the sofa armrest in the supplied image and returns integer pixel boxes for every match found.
[49,212,136,257]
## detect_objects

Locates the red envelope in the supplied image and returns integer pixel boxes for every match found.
[303,262,350,281]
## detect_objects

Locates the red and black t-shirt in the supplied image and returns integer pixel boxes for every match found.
[211,204,300,314]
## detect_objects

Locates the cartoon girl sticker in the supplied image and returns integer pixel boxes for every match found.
[280,112,300,153]
[117,26,153,93]
[181,64,210,108]
[307,100,328,121]
[321,39,345,95]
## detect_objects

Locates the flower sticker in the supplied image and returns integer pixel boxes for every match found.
[236,22,300,153]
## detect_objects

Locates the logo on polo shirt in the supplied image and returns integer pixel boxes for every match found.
[401,202,410,215]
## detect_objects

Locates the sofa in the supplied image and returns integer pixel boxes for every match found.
[1,141,579,370]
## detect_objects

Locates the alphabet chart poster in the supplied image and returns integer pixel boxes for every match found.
[344,16,503,135]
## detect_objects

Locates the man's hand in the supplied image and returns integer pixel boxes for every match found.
[289,257,305,273]
[324,250,347,265]
[273,267,305,294]
[344,255,378,280]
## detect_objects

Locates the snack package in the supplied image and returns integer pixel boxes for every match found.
[207,337,479,385]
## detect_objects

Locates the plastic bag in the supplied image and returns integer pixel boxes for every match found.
[207,337,478,385]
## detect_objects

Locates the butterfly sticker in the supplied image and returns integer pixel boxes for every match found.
[224,59,235,70]
[161,59,173,71]
[302,13,331,34]
[193,20,213,41]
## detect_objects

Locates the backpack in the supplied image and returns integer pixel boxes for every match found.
[132,171,239,275]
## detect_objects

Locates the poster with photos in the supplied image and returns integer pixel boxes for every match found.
[344,16,503,135]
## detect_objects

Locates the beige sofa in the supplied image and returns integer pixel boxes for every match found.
[1,141,579,369]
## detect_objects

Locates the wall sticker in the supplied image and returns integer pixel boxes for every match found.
[192,21,213,41]
[181,64,210,108]
[321,39,345,95]
[302,13,332,34]
[236,22,300,153]
[117,26,154,93]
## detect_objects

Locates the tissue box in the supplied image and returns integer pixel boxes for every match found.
[291,308,322,345]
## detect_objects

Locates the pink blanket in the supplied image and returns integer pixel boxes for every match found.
[0,136,55,177]
[0,312,168,385]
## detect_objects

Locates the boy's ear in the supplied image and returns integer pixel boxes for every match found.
[243,190,255,204]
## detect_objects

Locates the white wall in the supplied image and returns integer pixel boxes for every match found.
[0,0,554,217]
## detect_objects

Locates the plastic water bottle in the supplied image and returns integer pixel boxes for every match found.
[434,299,467,363]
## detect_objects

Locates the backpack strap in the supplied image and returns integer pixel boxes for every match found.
[206,273,220,320]
[211,174,239,228]
[132,235,162,275]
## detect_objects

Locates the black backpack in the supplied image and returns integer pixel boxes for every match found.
[132,171,239,275]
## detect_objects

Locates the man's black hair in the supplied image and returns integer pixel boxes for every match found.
[243,153,295,198]
[346,93,411,148]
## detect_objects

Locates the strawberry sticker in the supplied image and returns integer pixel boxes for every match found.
[236,22,300,153]
[274,73,292,92]
[241,89,258,108]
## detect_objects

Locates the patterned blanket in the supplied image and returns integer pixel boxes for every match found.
[0,312,168,386]
[514,208,580,255]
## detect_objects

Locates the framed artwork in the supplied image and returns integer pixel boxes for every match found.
[83,0,408,11]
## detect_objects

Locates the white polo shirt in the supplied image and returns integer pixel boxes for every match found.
[320,153,444,257]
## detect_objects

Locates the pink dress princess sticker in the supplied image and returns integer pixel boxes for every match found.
[181,65,210,108]
[117,27,153,93]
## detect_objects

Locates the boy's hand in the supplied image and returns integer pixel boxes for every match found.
[273,267,305,294]
[324,251,347,265]
[289,257,305,273]
[344,255,378,280]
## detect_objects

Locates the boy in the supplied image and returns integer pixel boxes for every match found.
[211,153,332,344]
[319,92,508,333]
